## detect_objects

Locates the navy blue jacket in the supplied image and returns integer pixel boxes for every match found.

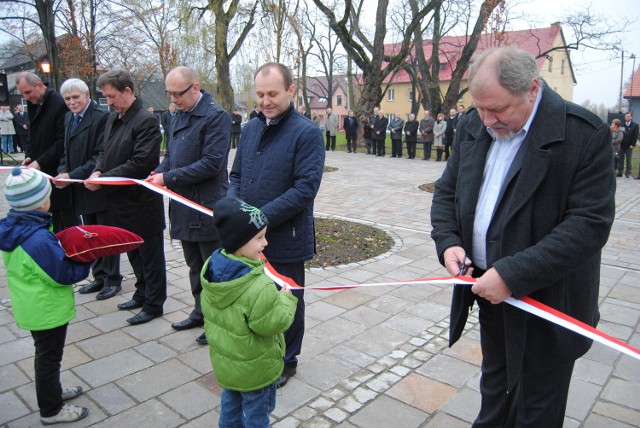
[156,91,231,241]
[229,103,324,263]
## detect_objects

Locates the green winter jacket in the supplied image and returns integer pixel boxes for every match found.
[201,249,297,391]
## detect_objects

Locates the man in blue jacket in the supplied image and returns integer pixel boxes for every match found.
[228,62,325,388]
[148,66,231,345]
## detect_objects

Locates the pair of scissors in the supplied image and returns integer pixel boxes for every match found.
[458,254,470,276]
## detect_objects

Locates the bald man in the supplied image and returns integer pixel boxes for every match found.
[148,66,231,345]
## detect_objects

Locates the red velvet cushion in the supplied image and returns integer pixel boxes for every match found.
[56,225,144,263]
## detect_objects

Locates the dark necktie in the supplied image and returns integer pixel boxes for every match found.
[70,114,81,133]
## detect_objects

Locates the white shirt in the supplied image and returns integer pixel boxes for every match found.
[471,86,543,269]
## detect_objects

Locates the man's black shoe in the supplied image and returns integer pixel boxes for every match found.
[276,367,297,389]
[78,281,103,294]
[196,333,208,345]
[117,300,143,310]
[171,318,204,331]
[96,285,121,300]
[126,311,161,325]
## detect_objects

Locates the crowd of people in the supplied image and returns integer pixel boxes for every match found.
[0,44,639,426]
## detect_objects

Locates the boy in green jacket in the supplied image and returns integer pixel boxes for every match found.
[0,167,91,425]
[201,196,297,427]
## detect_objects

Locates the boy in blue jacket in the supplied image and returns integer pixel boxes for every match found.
[201,196,297,428]
[0,167,91,425]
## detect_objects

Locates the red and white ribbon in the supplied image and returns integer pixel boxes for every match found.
[2,166,638,361]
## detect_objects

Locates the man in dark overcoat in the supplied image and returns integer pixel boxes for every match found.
[86,69,166,325]
[343,110,359,153]
[12,103,29,153]
[430,46,615,426]
[53,78,121,300]
[149,66,231,345]
[16,72,77,232]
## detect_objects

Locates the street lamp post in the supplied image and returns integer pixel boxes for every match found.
[619,50,625,113]
[40,61,51,86]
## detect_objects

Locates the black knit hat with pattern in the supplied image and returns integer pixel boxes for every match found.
[213,197,268,253]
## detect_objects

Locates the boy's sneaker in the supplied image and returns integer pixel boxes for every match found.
[40,404,88,425]
[61,386,83,401]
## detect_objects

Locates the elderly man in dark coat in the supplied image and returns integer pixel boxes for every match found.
[431,47,615,427]
[148,66,231,345]
[53,78,121,300]
[16,72,77,232]
[86,69,166,325]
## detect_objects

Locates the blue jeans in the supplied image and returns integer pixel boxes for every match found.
[1,135,14,153]
[219,384,276,428]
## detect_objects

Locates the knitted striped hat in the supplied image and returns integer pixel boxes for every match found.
[4,167,52,211]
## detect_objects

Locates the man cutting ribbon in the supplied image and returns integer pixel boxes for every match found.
[430,46,615,427]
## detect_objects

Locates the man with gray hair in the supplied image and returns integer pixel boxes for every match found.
[86,69,167,324]
[147,66,231,345]
[53,78,121,300]
[431,46,615,426]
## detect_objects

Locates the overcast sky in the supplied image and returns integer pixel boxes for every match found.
[510,0,640,108]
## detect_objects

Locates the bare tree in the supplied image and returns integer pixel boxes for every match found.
[191,0,259,112]
[311,0,435,120]
[307,10,345,109]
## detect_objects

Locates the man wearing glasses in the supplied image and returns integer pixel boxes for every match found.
[147,66,231,345]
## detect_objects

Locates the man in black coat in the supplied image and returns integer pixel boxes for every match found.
[403,113,419,159]
[618,112,639,178]
[16,72,77,232]
[373,110,388,156]
[161,103,176,141]
[230,108,242,149]
[444,108,457,161]
[431,46,614,426]
[12,103,29,153]
[86,69,166,325]
[53,78,121,301]
[343,110,359,153]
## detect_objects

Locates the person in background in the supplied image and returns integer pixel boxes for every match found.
[149,66,231,345]
[325,107,339,151]
[228,62,324,388]
[364,107,379,155]
[373,109,388,156]
[419,110,434,161]
[433,112,447,161]
[388,113,404,158]
[161,103,177,141]
[53,78,120,301]
[0,167,91,425]
[431,46,615,427]
[86,69,167,322]
[230,108,242,149]
[12,103,29,153]
[444,108,457,161]
[249,104,260,120]
[201,196,297,428]
[610,118,623,173]
[15,72,77,232]
[0,105,16,154]
[343,110,359,153]
[403,113,419,159]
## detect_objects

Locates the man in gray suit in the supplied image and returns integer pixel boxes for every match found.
[431,46,615,427]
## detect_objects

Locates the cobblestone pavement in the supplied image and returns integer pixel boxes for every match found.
[1,150,639,427]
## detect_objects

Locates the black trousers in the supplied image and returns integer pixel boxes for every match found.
[406,141,417,158]
[231,132,241,149]
[31,323,68,417]
[346,135,357,152]
[474,298,574,427]
[269,260,305,369]
[391,138,402,157]
[325,132,336,150]
[181,239,220,321]
[422,142,432,159]
[84,212,122,287]
[375,138,385,155]
[128,231,167,314]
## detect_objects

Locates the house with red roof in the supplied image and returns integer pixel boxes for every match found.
[624,65,640,119]
[294,75,350,129]
[379,23,576,120]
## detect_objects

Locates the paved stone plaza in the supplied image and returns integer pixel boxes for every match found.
[1,150,639,427]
